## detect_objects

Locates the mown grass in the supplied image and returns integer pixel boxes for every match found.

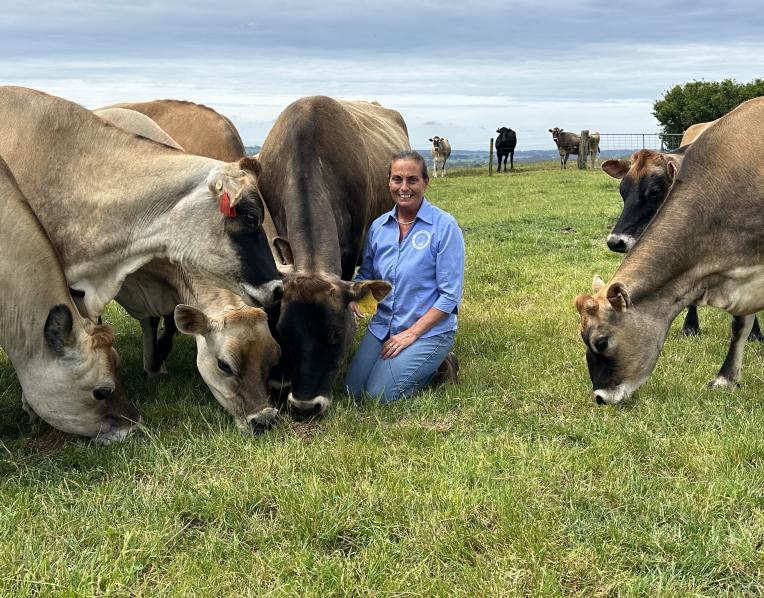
[1,163,763,596]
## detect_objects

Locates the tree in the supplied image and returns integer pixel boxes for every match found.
[653,79,764,148]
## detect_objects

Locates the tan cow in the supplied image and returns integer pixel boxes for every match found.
[93,104,283,431]
[429,136,452,177]
[0,86,281,320]
[576,96,764,404]
[257,96,408,416]
[0,157,139,443]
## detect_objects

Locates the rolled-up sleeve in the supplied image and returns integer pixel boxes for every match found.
[433,218,465,314]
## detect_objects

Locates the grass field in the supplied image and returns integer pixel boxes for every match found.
[1,163,764,596]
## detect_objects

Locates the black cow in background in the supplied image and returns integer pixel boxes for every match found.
[495,127,517,171]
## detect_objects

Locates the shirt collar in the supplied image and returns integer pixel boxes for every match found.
[383,197,434,226]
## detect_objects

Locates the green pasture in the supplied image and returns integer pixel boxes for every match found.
[1,163,763,596]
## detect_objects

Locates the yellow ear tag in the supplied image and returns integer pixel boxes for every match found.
[357,292,378,316]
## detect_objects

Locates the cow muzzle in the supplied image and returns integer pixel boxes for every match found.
[287,393,331,419]
[241,280,284,309]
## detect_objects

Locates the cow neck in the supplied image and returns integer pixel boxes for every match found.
[0,168,80,362]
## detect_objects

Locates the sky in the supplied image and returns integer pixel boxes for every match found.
[1,1,762,151]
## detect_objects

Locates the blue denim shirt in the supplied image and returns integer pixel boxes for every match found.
[356,198,465,341]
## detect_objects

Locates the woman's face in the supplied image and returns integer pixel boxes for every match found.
[389,159,428,212]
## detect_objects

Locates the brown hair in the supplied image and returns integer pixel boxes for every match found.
[388,150,429,182]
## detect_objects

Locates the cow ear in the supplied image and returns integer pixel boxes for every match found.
[238,156,261,178]
[665,155,682,182]
[174,304,210,336]
[272,236,294,267]
[592,274,605,292]
[428,138,433,142]
[606,282,631,311]
[348,280,392,303]
[574,294,599,315]
[44,304,75,356]
[601,159,630,179]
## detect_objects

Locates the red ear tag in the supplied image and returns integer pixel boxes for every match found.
[219,191,236,218]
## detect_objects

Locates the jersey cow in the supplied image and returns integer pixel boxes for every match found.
[429,136,451,177]
[549,127,600,169]
[495,127,517,172]
[96,104,283,432]
[0,87,280,320]
[257,96,409,416]
[576,97,764,404]
[0,157,139,443]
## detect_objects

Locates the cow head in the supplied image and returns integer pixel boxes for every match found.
[275,273,392,417]
[602,150,683,253]
[549,127,564,143]
[429,136,443,150]
[175,156,282,309]
[19,305,140,443]
[174,303,281,432]
[575,276,667,405]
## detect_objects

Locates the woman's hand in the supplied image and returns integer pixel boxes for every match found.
[381,329,418,359]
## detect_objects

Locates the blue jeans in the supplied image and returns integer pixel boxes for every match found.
[344,329,455,404]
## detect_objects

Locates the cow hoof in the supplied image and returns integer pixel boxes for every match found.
[680,326,700,337]
[708,376,739,389]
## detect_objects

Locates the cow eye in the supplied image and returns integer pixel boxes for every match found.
[593,337,609,353]
[217,359,235,375]
[242,212,259,228]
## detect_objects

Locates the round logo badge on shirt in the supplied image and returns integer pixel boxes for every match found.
[411,230,431,250]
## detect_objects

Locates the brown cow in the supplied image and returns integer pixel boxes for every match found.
[576,96,764,404]
[549,127,600,169]
[257,96,409,416]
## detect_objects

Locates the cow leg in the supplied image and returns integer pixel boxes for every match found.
[140,316,166,377]
[510,151,514,171]
[709,314,755,388]
[155,313,177,367]
[680,305,700,336]
[747,314,764,341]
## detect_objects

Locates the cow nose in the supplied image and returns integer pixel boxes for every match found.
[594,392,606,405]
[272,284,284,303]
[607,237,628,253]
[93,387,114,401]
[248,407,279,434]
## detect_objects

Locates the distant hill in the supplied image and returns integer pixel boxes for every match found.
[245,146,642,167]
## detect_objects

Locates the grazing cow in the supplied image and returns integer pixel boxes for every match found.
[549,127,600,169]
[257,96,409,416]
[103,99,246,162]
[0,157,139,443]
[0,86,281,319]
[602,143,764,341]
[429,136,451,177]
[100,107,282,431]
[495,127,517,172]
[576,96,764,404]
[117,260,281,431]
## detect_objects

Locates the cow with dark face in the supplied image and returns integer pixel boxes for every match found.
[495,127,517,172]
[257,96,409,417]
[576,96,764,404]
[602,146,763,341]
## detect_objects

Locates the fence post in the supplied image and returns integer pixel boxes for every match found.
[578,130,589,169]
[642,133,646,149]
[489,137,494,176]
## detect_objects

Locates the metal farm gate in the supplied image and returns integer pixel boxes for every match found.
[597,133,684,154]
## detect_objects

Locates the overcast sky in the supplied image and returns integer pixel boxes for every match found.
[1,1,761,150]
